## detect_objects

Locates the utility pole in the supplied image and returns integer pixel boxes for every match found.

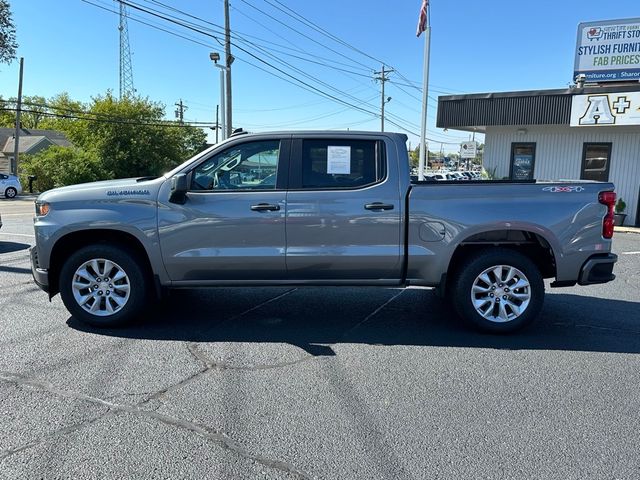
[374,65,393,132]
[224,0,233,137]
[12,57,24,176]
[174,99,187,124]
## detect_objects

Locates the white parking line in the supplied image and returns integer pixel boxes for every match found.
[621,251,640,255]
[0,232,35,238]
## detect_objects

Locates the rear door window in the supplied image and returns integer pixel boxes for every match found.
[299,139,385,189]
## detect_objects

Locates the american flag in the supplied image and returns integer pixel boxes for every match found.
[416,0,429,37]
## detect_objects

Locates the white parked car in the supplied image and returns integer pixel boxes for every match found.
[0,173,22,199]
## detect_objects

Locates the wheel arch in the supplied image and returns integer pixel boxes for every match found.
[48,229,157,298]
[442,228,558,296]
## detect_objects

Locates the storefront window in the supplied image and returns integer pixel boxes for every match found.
[581,143,611,182]
[510,143,536,180]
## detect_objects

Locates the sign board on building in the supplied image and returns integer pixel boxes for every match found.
[570,91,640,126]
[574,18,640,83]
[460,141,477,159]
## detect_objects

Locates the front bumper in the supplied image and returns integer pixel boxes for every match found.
[578,253,618,285]
[30,246,50,293]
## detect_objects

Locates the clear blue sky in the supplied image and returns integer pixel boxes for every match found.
[1,0,639,152]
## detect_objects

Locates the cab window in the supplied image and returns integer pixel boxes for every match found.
[301,139,385,189]
[190,140,280,191]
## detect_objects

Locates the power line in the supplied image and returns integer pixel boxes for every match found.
[0,100,214,128]
[81,0,457,141]
[90,1,384,117]
[235,0,375,71]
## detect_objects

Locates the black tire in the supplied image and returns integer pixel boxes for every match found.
[450,248,544,333]
[5,187,17,198]
[59,244,149,327]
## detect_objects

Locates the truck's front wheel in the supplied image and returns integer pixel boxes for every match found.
[451,248,544,333]
[59,245,148,327]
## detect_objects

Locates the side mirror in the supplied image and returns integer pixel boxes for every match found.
[169,174,188,204]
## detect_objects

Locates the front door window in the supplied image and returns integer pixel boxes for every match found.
[190,140,280,191]
[510,143,536,180]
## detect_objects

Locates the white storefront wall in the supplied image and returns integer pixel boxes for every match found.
[483,124,640,225]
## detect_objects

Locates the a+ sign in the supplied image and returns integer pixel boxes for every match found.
[613,96,631,114]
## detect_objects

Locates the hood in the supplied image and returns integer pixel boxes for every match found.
[37,176,166,203]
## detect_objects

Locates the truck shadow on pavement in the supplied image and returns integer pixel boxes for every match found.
[0,241,30,255]
[67,288,640,356]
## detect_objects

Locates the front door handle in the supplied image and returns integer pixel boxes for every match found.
[364,202,394,211]
[251,203,280,212]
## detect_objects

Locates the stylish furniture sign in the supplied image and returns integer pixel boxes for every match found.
[574,18,640,82]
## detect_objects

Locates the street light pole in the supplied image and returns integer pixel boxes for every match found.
[210,52,226,142]
[224,0,233,138]
[218,65,226,141]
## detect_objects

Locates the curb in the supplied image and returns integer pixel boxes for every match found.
[615,226,640,234]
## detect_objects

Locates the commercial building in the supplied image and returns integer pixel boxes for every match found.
[437,84,640,227]
[437,16,640,227]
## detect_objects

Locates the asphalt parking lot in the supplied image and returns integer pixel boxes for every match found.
[1,197,640,479]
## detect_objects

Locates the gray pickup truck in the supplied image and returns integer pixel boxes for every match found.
[30,131,618,332]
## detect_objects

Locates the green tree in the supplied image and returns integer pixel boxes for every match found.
[0,95,14,127]
[0,95,52,128]
[38,92,86,133]
[0,1,17,65]
[62,93,206,178]
[10,91,207,187]
[20,146,106,192]
[408,146,419,168]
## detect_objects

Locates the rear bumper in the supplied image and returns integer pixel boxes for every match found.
[578,253,618,285]
[30,246,50,293]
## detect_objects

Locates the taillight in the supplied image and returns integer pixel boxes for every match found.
[598,191,616,239]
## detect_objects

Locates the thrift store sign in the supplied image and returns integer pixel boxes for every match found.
[574,18,640,82]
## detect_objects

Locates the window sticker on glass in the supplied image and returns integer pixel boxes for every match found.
[327,146,351,174]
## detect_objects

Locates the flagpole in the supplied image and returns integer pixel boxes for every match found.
[418,8,431,181]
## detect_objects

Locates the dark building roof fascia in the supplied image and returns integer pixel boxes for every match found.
[437,84,640,130]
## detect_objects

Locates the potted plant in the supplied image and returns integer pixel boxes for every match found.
[614,198,627,226]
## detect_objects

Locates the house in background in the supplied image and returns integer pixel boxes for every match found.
[0,128,72,173]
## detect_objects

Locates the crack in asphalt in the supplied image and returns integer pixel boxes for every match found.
[187,342,318,371]
[0,371,313,479]
[0,411,111,461]
[1,285,411,477]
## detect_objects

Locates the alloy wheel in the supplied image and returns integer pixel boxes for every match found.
[470,264,531,323]
[71,258,131,317]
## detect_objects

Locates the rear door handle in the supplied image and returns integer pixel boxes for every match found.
[364,202,394,211]
[251,203,280,212]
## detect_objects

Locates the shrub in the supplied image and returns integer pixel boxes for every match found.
[20,146,108,193]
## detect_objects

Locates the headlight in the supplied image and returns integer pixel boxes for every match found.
[35,202,50,217]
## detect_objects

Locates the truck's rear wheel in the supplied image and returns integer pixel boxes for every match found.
[59,245,148,327]
[451,248,544,333]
